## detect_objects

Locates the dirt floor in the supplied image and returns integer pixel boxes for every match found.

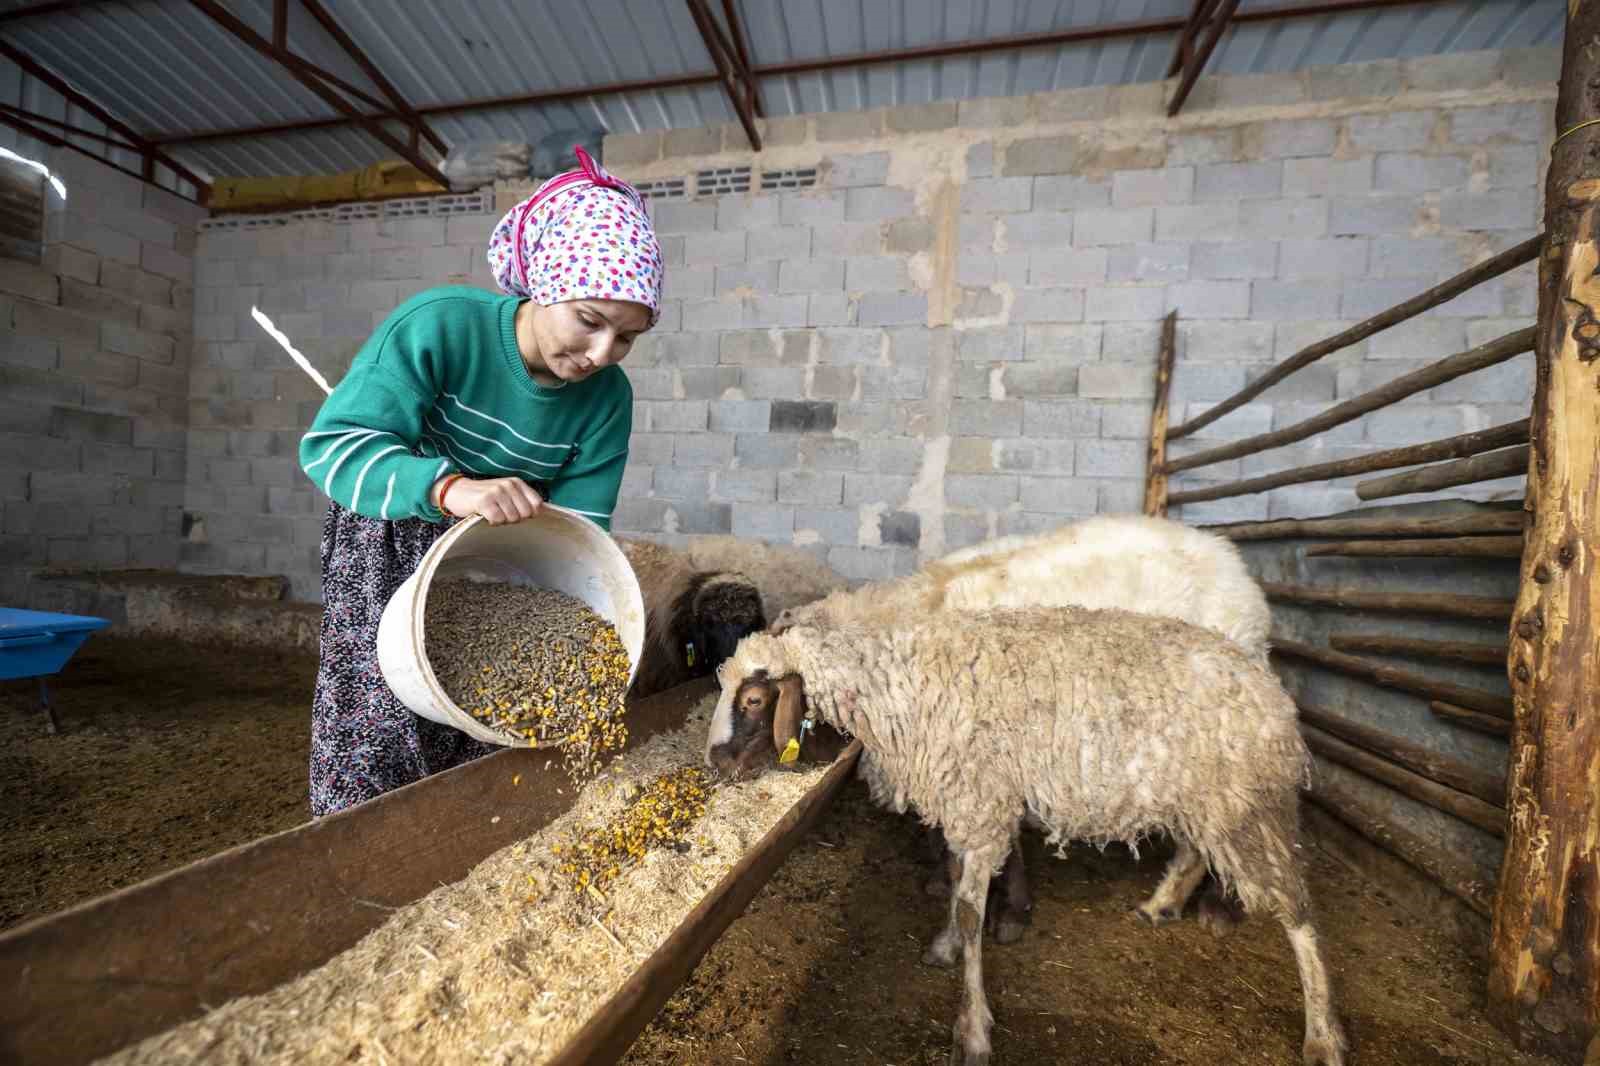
[0,635,314,931]
[0,635,1554,1066]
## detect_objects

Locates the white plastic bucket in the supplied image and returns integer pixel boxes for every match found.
[376,507,646,746]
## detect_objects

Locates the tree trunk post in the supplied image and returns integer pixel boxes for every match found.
[1143,311,1177,516]
[1489,8,1600,1061]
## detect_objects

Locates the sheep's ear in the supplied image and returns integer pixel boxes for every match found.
[768,609,794,635]
[771,674,806,757]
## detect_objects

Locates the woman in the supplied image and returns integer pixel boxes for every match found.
[297,148,663,816]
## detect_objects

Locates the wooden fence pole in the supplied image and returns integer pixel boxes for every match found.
[1143,311,1178,516]
[1488,5,1600,1057]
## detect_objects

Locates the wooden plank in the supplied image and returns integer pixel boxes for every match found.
[1169,419,1529,506]
[1302,772,1493,917]
[1305,535,1525,559]
[1169,235,1542,441]
[1431,699,1512,738]
[1206,511,1525,541]
[1329,633,1510,667]
[1355,446,1530,501]
[1272,637,1514,717]
[0,677,716,1066]
[1163,327,1535,475]
[1490,4,1600,1054]
[1296,704,1505,806]
[548,740,863,1066]
[1262,582,1517,623]
[1302,724,1505,837]
[1142,311,1178,516]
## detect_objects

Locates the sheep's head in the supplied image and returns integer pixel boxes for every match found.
[704,633,805,781]
[686,573,766,674]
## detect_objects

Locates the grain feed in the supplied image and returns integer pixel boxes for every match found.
[98,696,830,1066]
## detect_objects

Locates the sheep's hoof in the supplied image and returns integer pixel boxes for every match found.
[1302,1034,1347,1066]
[990,910,1030,944]
[1134,902,1181,927]
[922,943,959,969]
[948,1044,990,1066]
[924,874,953,899]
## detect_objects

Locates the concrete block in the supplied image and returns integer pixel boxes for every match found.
[1328,196,1417,237]
[816,328,881,367]
[1375,152,1471,194]
[947,437,995,473]
[1011,287,1086,324]
[101,322,176,364]
[4,336,59,372]
[779,258,843,294]
[1031,84,1111,122]
[886,219,935,255]
[1111,167,1194,209]
[1078,363,1155,399]
[794,507,859,547]
[1155,203,1240,242]
[1242,118,1338,159]
[684,230,747,267]
[1166,128,1241,166]
[816,108,883,142]
[716,262,781,296]
[1364,403,1475,446]
[1279,238,1370,280]
[1340,278,1441,320]
[420,244,472,280]
[1369,236,1467,278]
[713,467,778,503]
[671,500,735,535]
[1183,320,1276,363]
[1240,198,1328,240]
[1176,494,1270,525]
[679,366,741,399]
[951,399,1022,437]
[771,399,838,434]
[1018,476,1097,515]
[1023,399,1099,438]
[1501,46,1559,88]
[828,546,917,582]
[1185,70,1306,112]
[731,504,795,541]
[1487,145,1540,190]
[1168,363,1248,404]
[372,248,420,281]
[1306,58,1402,101]
[1072,207,1153,247]
[14,301,101,348]
[955,253,1028,288]
[808,365,855,401]
[1242,362,1335,405]
[779,192,846,228]
[740,366,806,399]
[670,433,736,469]
[1085,286,1164,323]
[1250,280,1342,320]
[875,510,920,548]
[1002,211,1074,251]
[1194,161,1282,202]
[856,292,926,327]
[1282,156,1374,199]
[1403,50,1503,92]
[1449,103,1551,146]
[859,365,927,401]
[946,474,1017,510]
[965,141,995,181]
[845,186,916,223]
[1188,240,1276,282]
[1105,242,1188,283]
[994,438,1075,476]
[651,200,718,235]
[857,438,924,475]
[883,100,957,133]
[747,225,812,263]
[1074,439,1143,479]
[682,298,745,332]
[1348,110,1439,154]
[842,473,914,508]
[1003,134,1087,177]
[1023,323,1101,364]
[959,216,997,255]
[960,177,1033,215]
[1032,175,1111,212]
[1430,355,1533,404]
[745,294,811,328]
[59,279,137,325]
[1439,191,1538,232]
[958,95,1031,129]
[799,437,862,470]
[647,400,708,433]
[778,470,844,506]
[811,221,883,258]
[664,265,715,301]
[735,433,799,470]
[716,194,781,232]
[845,256,911,293]
[141,243,193,284]
[1166,279,1250,319]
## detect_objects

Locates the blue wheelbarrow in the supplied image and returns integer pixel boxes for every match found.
[0,607,111,734]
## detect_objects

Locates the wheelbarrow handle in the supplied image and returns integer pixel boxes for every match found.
[0,632,56,648]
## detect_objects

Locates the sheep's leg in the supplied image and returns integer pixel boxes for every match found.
[923,823,955,898]
[923,845,1000,1066]
[1135,839,1208,925]
[986,828,1032,944]
[1282,919,1346,1066]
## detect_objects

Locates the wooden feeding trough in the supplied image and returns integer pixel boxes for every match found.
[0,678,862,1066]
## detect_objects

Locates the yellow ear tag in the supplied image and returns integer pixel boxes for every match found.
[778,738,801,764]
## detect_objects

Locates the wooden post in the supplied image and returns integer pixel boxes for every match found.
[1489,6,1600,1059]
[1143,311,1178,516]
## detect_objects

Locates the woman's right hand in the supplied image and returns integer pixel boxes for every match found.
[439,476,544,525]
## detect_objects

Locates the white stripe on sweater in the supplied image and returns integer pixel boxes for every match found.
[380,472,397,521]
[350,444,405,513]
[323,432,384,497]
[304,430,367,472]
[442,393,574,450]
[433,407,565,468]
[423,418,555,481]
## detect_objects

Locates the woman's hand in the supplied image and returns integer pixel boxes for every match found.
[438,476,544,525]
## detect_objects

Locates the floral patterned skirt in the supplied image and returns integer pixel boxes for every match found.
[309,502,496,817]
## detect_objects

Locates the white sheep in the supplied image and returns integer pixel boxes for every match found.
[729,513,1271,937]
[708,608,1346,1066]
[678,534,850,620]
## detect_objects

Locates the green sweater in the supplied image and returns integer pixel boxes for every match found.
[298,287,632,529]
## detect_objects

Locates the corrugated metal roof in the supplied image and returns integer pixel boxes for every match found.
[0,0,1567,188]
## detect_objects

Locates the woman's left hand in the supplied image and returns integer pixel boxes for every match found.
[441,476,545,525]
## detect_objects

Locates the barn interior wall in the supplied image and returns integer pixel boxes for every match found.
[182,46,1555,603]
[0,147,202,610]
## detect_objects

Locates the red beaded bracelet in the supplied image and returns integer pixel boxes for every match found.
[435,473,466,516]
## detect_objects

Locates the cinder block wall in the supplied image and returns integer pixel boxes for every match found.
[0,148,201,609]
[189,46,1552,600]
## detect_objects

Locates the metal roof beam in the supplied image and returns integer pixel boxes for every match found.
[296,0,447,156]
[1168,0,1241,116]
[184,0,448,187]
[685,0,761,150]
[0,102,203,202]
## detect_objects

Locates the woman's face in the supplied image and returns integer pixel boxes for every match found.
[526,298,652,385]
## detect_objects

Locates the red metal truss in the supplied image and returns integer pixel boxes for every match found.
[685,0,762,150]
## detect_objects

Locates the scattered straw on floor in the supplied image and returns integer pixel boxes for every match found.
[98,697,830,1066]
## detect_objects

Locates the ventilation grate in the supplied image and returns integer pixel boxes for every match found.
[634,177,688,200]
[760,166,819,192]
[695,166,752,197]
[198,189,494,231]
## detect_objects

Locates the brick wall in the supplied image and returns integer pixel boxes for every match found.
[0,147,201,608]
[188,46,1552,599]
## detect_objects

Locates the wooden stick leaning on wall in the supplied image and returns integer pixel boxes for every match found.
[1356,446,1531,501]
[1303,769,1493,917]
[1431,700,1512,738]
[1329,633,1511,667]
[1168,420,1529,506]
[1142,311,1178,517]
[1261,582,1516,623]
[1305,536,1525,559]
[1272,638,1514,718]
[1296,704,1505,806]
[1162,327,1535,476]
[1207,512,1524,541]
[1169,234,1541,441]
[1301,724,1506,837]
